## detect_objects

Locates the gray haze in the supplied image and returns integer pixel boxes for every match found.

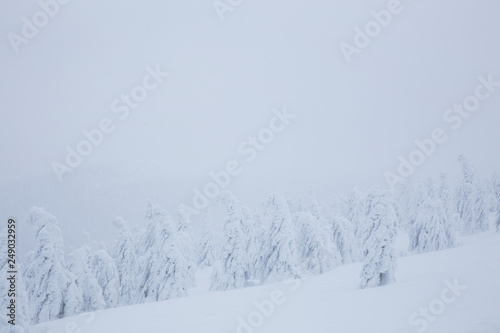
[1,0,499,255]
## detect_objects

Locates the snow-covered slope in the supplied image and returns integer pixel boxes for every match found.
[32,231,500,333]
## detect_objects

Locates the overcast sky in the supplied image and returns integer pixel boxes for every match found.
[1,0,500,252]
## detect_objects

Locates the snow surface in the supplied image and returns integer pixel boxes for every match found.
[32,231,500,333]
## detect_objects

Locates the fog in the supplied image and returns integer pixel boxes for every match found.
[1,0,499,256]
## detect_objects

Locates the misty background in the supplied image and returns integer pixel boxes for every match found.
[1,0,499,257]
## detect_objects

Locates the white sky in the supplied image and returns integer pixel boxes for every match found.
[1,0,499,253]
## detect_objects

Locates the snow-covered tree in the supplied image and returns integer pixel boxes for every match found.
[112,216,139,306]
[393,180,414,231]
[294,212,338,274]
[329,215,355,264]
[359,189,398,289]
[241,205,263,280]
[23,207,82,324]
[245,209,267,282]
[176,205,197,287]
[472,185,490,232]
[490,171,500,212]
[409,198,455,253]
[92,247,120,308]
[259,192,301,283]
[210,191,249,291]
[67,246,106,312]
[329,195,347,218]
[139,203,189,302]
[456,181,475,233]
[343,188,365,260]
[438,173,459,244]
[408,181,430,227]
[456,155,489,234]
[438,174,452,214]
[197,217,217,269]
[344,188,364,228]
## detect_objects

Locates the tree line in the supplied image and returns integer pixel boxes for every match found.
[2,155,499,332]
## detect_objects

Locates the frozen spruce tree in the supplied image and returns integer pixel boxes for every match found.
[438,173,458,244]
[67,246,106,312]
[294,212,339,275]
[176,205,197,287]
[456,155,489,234]
[210,191,249,291]
[359,189,398,289]
[405,181,430,231]
[23,207,83,324]
[490,171,500,212]
[455,177,475,235]
[245,208,267,282]
[405,177,437,229]
[358,190,381,261]
[330,195,347,218]
[112,216,139,306]
[92,246,120,308]
[344,188,365,260]
[139,203,189,302]
[438,174,453,216]
[197,216,217,269]
[409,199,455,253]
[393,180,414,231]
[329,215,355,264]
[471,185,490,232]
[241,205,262,280]
[260,192,300,283]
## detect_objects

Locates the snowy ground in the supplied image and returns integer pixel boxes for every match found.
[32,231,500,333]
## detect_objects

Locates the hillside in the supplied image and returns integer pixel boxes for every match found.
[32,231,500,333]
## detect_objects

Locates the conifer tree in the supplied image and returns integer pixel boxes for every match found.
[23,208,82,324]
[260,192,301,283]
[112,216,139,306]
[294,212,338,274]
[210,191,249,291]
[359,189,398,289]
